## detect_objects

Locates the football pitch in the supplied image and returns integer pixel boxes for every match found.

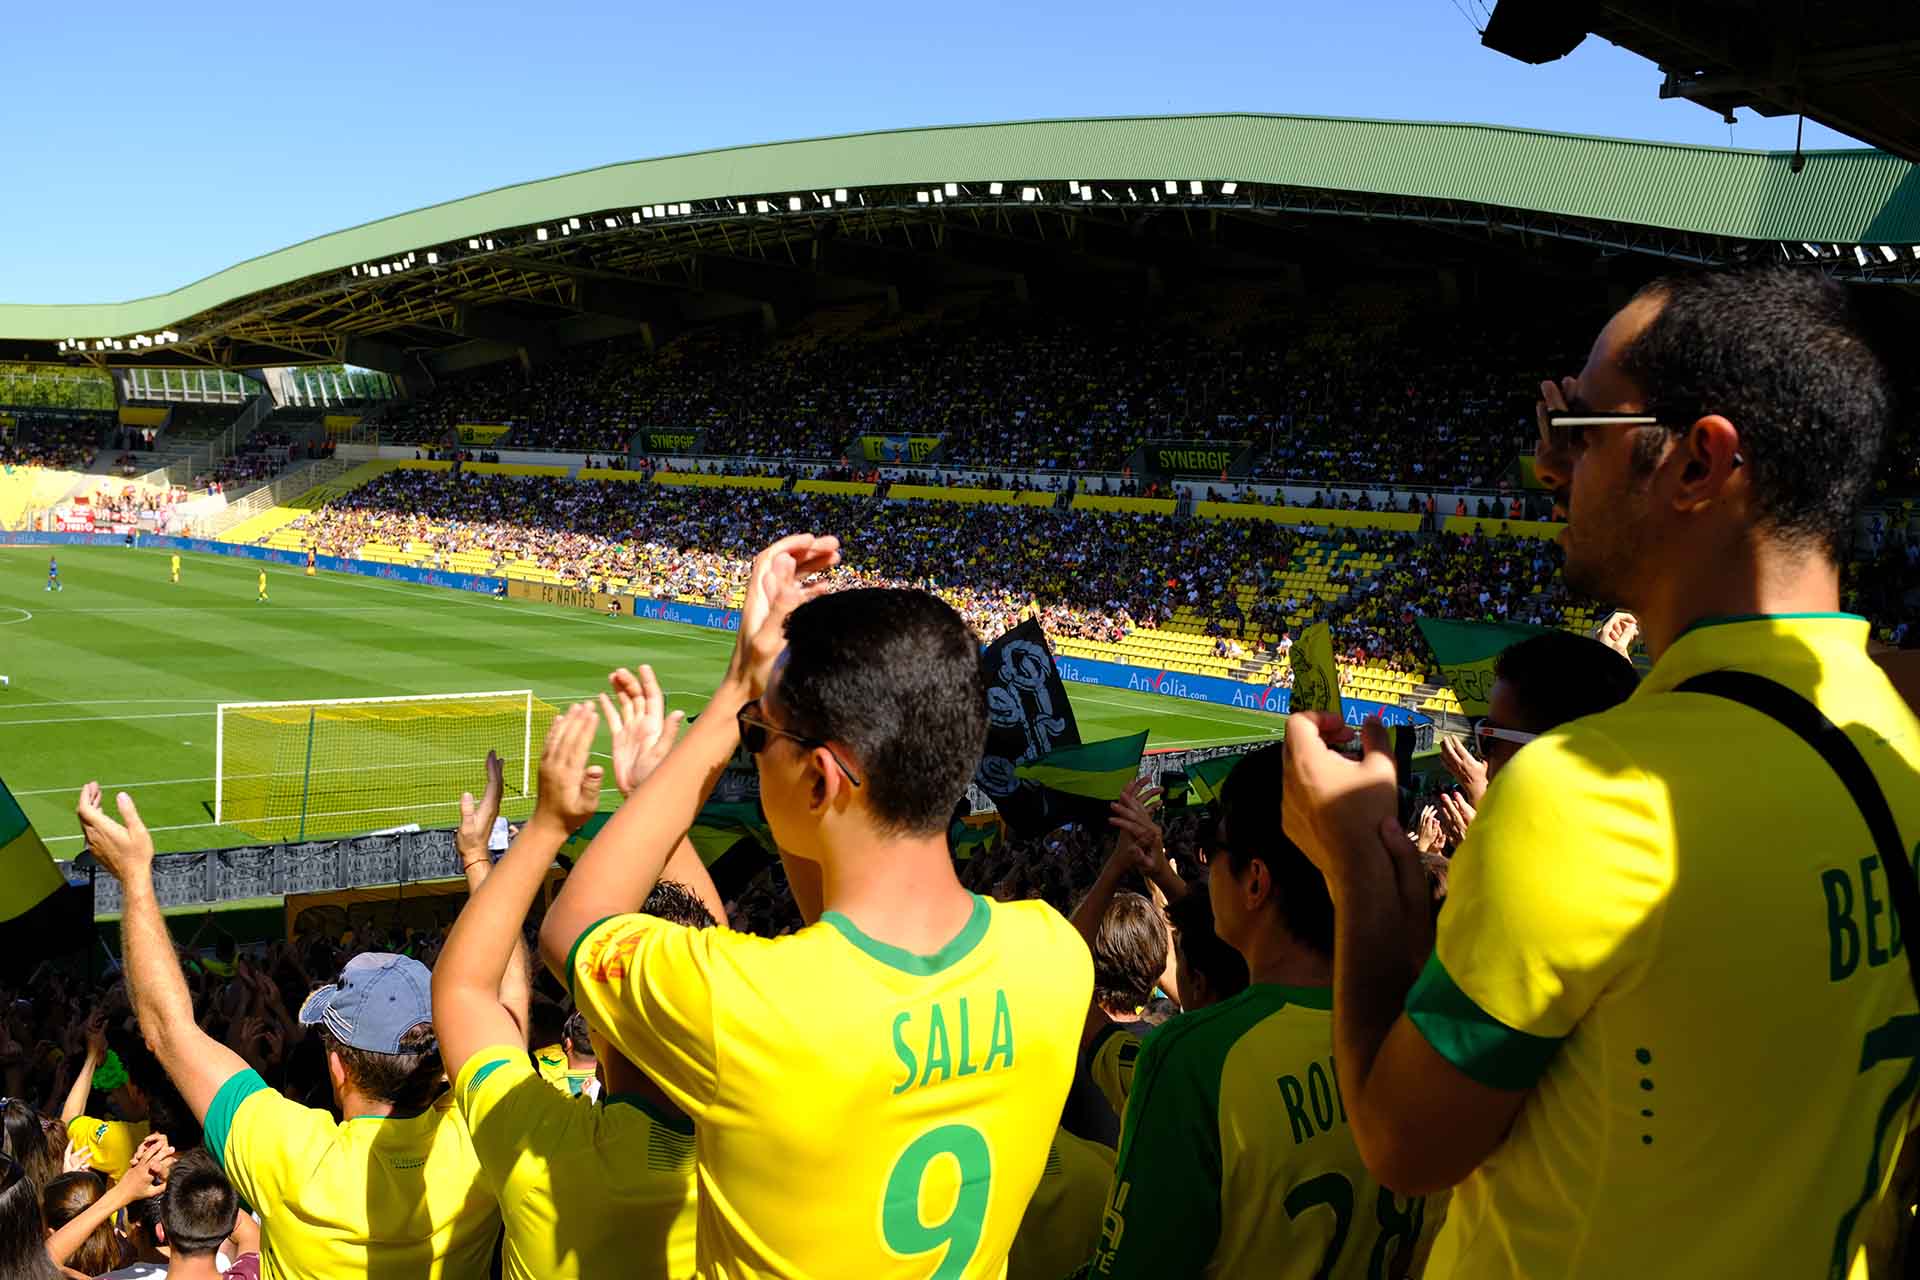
[0,546,1285,857]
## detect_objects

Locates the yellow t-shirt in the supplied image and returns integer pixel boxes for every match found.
[453,1045,697,1280]
[169,556,179,573]
[204,1068,499,1280]
[1092,985,1427,1279]
[66,1115,149,1182]
[533,1044,598,1096]
[569,894,1092,1279]
[1090,1024,1142,1124]
[1008,1127,1113,1280]
[1406,615,1920,1279]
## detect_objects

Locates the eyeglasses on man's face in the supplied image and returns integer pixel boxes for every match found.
[736,699,863,789]
[1471,718,1538,760]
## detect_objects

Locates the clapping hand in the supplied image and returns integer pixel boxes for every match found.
[1596,610,1640,659]
[457,751,506,867]
[1413,804,1444,854]
[119,1133,176,1201]
[75,784,156,884]
[600,664,685,796]
[533,704,605,835]
[1438,733,1488,807]
[1437,789,1477,846]
[729,534,842,698]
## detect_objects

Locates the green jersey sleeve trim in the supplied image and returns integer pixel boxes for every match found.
[606,1091,697,1136]
[1405,952,1563,1091]
[820,893,990,975]
[563,913,623,1004]
[203,1069,269,1173]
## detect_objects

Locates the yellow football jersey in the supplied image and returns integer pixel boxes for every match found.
[66,1115,149,1182]
[203,1068,500,1280]
[1407,615,1920,1279]
[533,1043,598,1097]
[1091,985,1426,1279]
[1089,1024,1142,1123]
[569,893,1092,1279]
[453,1045,697,1280]
[1008,1127,1113,1280]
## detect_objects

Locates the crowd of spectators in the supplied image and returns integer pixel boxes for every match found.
[1,417,104,471]
[373,297,1598,486]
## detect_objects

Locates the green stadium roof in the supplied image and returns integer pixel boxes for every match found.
[5,113,1915,367]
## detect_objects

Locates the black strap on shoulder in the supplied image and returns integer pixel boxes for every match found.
[1677,670,1920,1003]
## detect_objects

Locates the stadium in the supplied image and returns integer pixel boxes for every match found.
[2,6,1920,1272]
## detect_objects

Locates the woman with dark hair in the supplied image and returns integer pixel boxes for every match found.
[40,1171,121,1277]
[1,1100,59,1193]
[0,1154,60,1280]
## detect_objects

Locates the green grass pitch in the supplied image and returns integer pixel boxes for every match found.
[0,546,1285,857]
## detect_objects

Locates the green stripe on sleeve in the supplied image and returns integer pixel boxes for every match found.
[1405,953,1564,1091]
[203,1069,269,1173]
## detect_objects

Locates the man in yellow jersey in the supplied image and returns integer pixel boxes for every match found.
[437,696,718,1280]
[539,536,1093,1279]
[533,1012,602,1099]
[1090,745,1425,1278]
[1281,266,1920,1279]
[169,553,180,585]
[75,782,501,1279]
[255,569,267,603]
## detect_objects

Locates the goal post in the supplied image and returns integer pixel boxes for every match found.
[215,690,559,842]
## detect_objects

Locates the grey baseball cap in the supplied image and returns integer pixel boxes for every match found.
[297,952,434,1054]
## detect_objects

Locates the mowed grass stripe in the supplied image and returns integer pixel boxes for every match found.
[0,547,1281,854]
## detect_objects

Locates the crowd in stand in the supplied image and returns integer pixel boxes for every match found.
[376,298,1595,486]
[2,418,102,471]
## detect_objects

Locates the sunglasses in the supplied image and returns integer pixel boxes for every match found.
[736,700,863,789]
[1543,410,1745,468]
[1470,718,1538,759]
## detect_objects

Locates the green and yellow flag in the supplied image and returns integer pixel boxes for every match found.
[1288,621,1342,716]
[1414,618,1556,718]
[1015,732,1149,800]
[0,778,64,923]
[1185,753,1245,805]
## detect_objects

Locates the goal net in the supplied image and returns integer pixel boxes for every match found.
[215,690,559,842]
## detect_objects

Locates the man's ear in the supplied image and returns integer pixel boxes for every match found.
[153,1221,166,1246]
[808,746,851,816]
[1672,414,1743,513]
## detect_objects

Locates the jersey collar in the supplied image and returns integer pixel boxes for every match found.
[1641,613,1868,698]
[821,894,991,976]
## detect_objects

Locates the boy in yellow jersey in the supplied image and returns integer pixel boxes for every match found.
[255,569,267,603]
[169,553,179,584]
[59,1019,152,1183]
[436,688,717,1280]
[539,536,1093,1280]
[74,782,501,1280]
[1090,745,1425,1279]
[1281,266,1920,1279]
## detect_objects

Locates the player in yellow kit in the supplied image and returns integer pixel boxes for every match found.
[1091,745,1425,1279]
[169,554,179,585]
[541,537,1092,1279]
[437,700,719,1279]
[256,569,268,603]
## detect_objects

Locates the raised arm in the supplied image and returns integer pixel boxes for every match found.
[436,707,603,1071]
[58,1012,107,1125]
[1069,779,1167,947]
[76,785,252,1124]
[539,534,839,975]
[47,1133,173,1267]
[601,664,727,925]
[454,750,528,1035]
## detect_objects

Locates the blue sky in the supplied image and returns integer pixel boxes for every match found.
[1,0,1859,305]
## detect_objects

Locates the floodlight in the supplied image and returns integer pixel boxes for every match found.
[788,196,801,211]
[1079,188,1091,200]
[989,182,1004,195]
[1855,246,1870,267]
[381,263,392,274]
[605,218,616,228]
[427,252,438,264]
[351,265,361,276]
[537,228,549,241]
[112,340,122,350]
[676,204,688,215]
[757,199,771,213]
[1069,181,1080,194]
[1802,243,1818,255]
[1127,187,1138,200]
[1189,180,1203,195]
[1221,181,1238,195]
[163,331,178,342]
[569,217,581,229]
[835,188,848,201]
[485,239,496,250]
[1164,181,1177,193]
[933,189,943,202]
[916,191,929,203]
[1882,246,1899,263]
[944,183,957,196]
[468,238,480,249]
[1021,187,1037,201]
